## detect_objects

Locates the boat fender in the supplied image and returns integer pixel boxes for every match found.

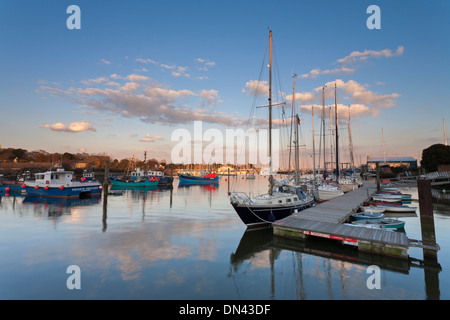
[59,186,64,190]
[44,186,49,190]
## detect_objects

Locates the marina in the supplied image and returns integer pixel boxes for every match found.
[1,1,449,303]
[0,175,448,300]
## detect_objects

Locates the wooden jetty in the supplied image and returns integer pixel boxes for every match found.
[272,181,439,259]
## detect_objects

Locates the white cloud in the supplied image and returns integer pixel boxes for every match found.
[300,46,403,79]
[100,59,111,65]
[338,46,404,64]
[40,121,96,133]
[243,80,269,96]
[199,89,220,108]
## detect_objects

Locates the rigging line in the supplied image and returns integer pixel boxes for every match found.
[232,39,269,192]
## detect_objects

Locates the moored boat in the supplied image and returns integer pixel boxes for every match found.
[229,30,315,228]
[178,172,219,184]
[110,176,158,187]
[360,205,386,213]
[316,183,344,201]
[351,212,385,220]
[352,218,405,229]
[22,167,102,198]
[376,204,417,213]
[371,194,403,202]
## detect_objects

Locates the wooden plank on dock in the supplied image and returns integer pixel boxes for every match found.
[295,181,376,224]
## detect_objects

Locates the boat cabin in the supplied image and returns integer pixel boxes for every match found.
[131,168,164,180]
[34,168,73,185]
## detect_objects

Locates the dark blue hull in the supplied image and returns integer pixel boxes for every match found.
[232,202,314,228]
[25,185,102,198]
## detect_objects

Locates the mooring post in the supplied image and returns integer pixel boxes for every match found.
[417,179,438,259]
[102,160,110,232]
[228,168,230,194]
[417,178,441,299]
[376,162,380,191]
[103,161,110,194]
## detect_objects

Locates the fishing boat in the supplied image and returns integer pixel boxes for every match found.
[110,152,160,188]
[22,167,102,198]
[80,170,96,182]
[351,212,385,221]
[178,172,219,184]
[229,30,315,228]
[110,176,158,187]
[129,167,173,186]
[352,218,405,229]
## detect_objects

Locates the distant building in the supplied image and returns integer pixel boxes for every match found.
[367,156,418,170]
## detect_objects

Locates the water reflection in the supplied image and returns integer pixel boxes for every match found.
[0,180,447,299]
[230,226,442,299]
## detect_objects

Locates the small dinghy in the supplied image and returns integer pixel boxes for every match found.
[352,218,405,229]
[378,205,417,213]
[351,212,385,221]
[361,206,385,213]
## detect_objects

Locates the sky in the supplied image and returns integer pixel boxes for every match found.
[0,0,449,168]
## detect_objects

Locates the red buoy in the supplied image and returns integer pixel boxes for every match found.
[44,186,49,190]
[21,184,26,188]
[59,186,64,190]
[34,186,39,189]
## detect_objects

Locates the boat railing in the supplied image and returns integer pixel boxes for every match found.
[229,191,255,205]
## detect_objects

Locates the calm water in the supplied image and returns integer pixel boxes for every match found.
[0,176,449,300]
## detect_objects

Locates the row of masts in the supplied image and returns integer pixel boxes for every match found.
[266,30,355,194]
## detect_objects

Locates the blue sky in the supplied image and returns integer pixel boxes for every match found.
[0,0,449,167]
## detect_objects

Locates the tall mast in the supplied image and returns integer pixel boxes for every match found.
[312,105,316,186]
[335,82,339,180]
[382,128,387,163]
[268,30,273,195]
[293,74,299,185]
[444,118,448,146]
[322,86,326,173]
[348,105,355,171]
[329,105,333,171]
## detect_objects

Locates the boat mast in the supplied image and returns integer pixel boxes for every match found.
[329,105,333,173]
[312,105,316,186]
[348,105,355,171]
[268,30,273,195]
[382,128,387,163]
[293,74,299,185]
[322,86,326,174]
[335,82,339,180]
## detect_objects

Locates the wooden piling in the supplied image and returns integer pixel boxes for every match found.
[376,162,380,191]
[102,160,110,232]
[417,179,438,260]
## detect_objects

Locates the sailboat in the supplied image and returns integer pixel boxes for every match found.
[229,30,315,228]
[315,83,343,200]
[338,105,360,192]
